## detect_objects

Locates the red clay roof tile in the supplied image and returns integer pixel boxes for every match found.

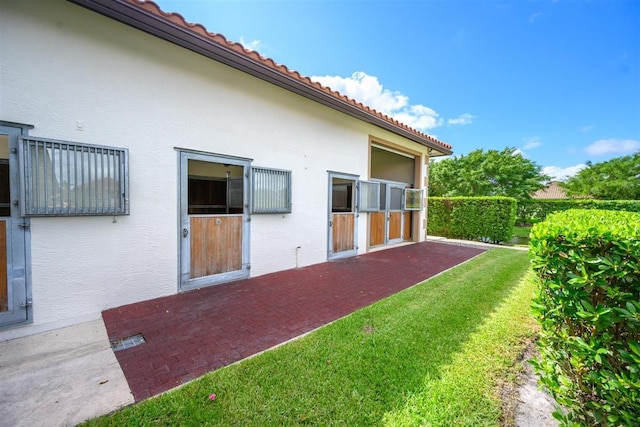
[532,181,568,199]
[121,0,452,153]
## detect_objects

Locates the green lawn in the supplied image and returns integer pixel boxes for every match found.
[85,249,537,426]
[512,226,532,239]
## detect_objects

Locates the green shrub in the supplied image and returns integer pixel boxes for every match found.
[517,199,640,226]
[427,197,516,243]
[530,209,640,426]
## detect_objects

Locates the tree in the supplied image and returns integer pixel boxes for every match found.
[561,153,640,200]
[428,147,549,201]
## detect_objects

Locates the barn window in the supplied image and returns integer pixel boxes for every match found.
[404,188,424,210]
[358,181,380,212]
[251,167,291,214]
[19,136,129,216]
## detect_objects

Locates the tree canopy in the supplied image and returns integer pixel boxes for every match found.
[428,147,549,201]
[560,153,640,200]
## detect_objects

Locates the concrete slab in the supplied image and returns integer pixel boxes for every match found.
[0,319,134,426]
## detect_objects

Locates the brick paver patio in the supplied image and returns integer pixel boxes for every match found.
[102,241,485,401]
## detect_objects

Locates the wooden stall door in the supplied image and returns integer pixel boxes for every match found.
[388,212,402,241]
[331,213,355,253]
[190,215,242,278]
[403,211,412,241]
[179,151,250,291]
[369,211,385,247]
[328,174,357,259]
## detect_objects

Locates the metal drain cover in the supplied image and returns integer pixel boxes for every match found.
[110,333,146,351]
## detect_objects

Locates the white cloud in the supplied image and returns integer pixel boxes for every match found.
[311,71,445,131]
[447,113,475,126]
[578,125,595,132]
[543,164,587,181]
[522,136,541,150]
[513,148,525,157]
[239,37,262,53]
[585,138,640,157]
[528,12,543,24]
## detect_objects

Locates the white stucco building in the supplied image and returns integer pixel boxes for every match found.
[0,0,452,339]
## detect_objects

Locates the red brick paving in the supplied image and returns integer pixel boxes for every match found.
[102,241,485,401]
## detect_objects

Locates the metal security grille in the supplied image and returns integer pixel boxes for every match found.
[19,136,129,216]
[251,167,291,214]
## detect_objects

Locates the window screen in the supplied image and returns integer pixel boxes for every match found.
[228,177,244,210]
[390,186,403,210]
[251,167,291,214]
[19,136,129,216]
[404,188,424,210]
[359,181,380,212]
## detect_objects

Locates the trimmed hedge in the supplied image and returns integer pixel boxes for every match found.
[427,197,516,243]
[517,199,640,225]
[530,209,640,426]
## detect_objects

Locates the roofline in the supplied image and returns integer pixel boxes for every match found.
[66,0,453,156]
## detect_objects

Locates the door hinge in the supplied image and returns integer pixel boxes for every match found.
[21,298,32,308]
[18,220,30,229]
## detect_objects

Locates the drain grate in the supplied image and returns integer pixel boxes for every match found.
[110,333,146,352]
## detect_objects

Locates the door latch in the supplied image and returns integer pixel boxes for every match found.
[182,228,189,238]
[21,298,32,308]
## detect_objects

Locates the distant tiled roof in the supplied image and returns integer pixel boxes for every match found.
[69,0,452,155]
[532,181,568,199]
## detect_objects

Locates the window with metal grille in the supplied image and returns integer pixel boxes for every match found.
[251,167,291,214]
[18,136,129,216]
[358,181,380,212]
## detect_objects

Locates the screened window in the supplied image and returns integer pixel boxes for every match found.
[390,186,403,211]
[251,167,291,214]
[19,136,129,216]
[404,188,425,210]
[359,181,380,212]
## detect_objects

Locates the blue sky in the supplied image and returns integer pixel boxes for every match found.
[155,0,639,180]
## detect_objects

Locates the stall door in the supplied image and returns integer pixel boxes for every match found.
[0,125,30,327]
[387,184,405,244]
[179,151,250,291]
[328,173,357,259]
[368,181,413,248]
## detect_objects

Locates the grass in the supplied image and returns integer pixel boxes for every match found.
[512,226,532,239]
[85,249,537,426]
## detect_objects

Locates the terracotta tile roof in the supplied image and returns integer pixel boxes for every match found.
[76,0,452,154]
[532,181,568,199]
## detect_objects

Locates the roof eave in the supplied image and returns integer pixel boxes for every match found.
[67,0,453,156]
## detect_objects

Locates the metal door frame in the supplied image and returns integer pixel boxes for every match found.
[371,178,411,246]
[0,122,32,328]
[386,182,406,245]
[178,149,251,291]
[327,171,358,260]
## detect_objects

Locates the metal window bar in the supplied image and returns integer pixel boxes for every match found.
[19,137,129,216]
[251,167,292,214]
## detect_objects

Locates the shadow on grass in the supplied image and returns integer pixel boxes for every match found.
[86,249,531,426]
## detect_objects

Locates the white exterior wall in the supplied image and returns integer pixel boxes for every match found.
[0,0,429,339]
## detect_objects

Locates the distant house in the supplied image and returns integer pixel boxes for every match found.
[0,0,452,338]
[532,181,568,200]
